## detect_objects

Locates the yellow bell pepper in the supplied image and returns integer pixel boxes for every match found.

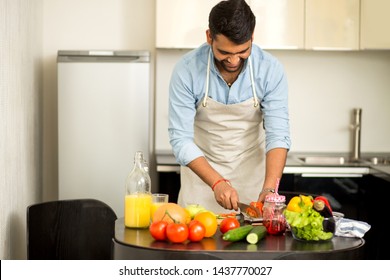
[286,195,313,212]
[301,195,314,207]
[286,196,302,212]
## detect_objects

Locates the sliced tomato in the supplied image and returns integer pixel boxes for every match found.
[246,207,258,218]
[250,201,264,216]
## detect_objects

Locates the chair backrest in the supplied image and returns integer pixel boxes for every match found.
[27,199,117,260]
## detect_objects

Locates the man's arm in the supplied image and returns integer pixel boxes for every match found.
[187,156,239,210]
[258,147,288,202]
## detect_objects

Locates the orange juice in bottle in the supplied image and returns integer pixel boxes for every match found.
[125,192,152,228]
[124,151,152,228]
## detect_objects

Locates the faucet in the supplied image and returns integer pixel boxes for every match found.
[351,108,362,161]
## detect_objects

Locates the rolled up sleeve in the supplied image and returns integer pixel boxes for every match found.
[168,59,204,166]
[259,59,291,153]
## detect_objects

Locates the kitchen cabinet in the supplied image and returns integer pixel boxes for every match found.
[156,0,220,48]
[156,0,305,50]
[156,0,390,51]
[360,0,390,50]
[156,0,362,51]
[305,0,360,50]
[252,0,361,50]
[251,0,304,49]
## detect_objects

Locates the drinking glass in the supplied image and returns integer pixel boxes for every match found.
[151,193,169,218]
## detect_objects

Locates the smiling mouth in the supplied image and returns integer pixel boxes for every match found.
[223,62,241,72]
[226,64,239,70]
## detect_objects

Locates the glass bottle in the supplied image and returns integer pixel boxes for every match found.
[142,159,149,173]
[124,151,152,228]
[262,194,287,235]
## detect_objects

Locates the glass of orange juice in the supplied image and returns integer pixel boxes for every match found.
[151,193,169,218]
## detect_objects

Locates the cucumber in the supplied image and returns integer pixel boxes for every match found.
[246,225,267,244]
[222,225,254,242]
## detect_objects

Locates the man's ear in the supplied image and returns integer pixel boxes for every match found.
[206,29,213,45]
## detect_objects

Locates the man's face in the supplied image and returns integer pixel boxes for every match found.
[207,30,252,73]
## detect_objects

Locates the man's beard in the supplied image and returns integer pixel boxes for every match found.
[216,57,246,73]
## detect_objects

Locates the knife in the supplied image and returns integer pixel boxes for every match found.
[237,202,261,219]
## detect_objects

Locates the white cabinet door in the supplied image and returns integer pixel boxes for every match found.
[156,0,220,49]
[250,0,304,49]
[305,0,360,50]
[360,0,390,50]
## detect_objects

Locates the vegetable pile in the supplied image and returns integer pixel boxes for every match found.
[149,203,220,243]
[284,195,335,241]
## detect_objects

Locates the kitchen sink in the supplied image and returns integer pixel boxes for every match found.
[296,156,390,166]
[298,156,354,165]
[365,156,390,165]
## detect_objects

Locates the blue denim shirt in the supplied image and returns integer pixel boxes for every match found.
[168,43,291,166]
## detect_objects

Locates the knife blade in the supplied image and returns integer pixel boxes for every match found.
[237,202,261,219]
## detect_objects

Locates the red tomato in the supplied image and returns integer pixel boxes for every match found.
[149,221,168,241]
[166,223,189,243]
[188,220,206,242]
[250,201,264,216]
[219,217,240,234]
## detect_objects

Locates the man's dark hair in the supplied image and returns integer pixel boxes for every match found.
[208,0,256,44]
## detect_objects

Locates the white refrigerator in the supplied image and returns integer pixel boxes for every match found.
[57,50,151,217]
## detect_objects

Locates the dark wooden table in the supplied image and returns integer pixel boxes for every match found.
[112,218,365,260]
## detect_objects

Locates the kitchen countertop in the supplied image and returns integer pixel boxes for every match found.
[156,150,390,180]
[284,152,390,178]
[112,217,364,260]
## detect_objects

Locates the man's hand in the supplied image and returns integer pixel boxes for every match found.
[213,182,239,210]
[258,191,271,203]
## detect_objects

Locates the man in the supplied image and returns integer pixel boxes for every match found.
[168,0,291,213]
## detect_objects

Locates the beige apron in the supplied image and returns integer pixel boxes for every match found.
[178,50,266,213]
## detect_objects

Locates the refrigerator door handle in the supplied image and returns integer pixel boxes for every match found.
[57,50,150,63]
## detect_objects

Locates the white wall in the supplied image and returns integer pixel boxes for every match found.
[1,0,389,260]
[42,0,156,202]
[273,50,390,153]
[155,49,390,154]
[0,0,43,260]
[1,0,156,260]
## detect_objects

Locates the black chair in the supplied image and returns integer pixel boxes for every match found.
[27,199,117,260]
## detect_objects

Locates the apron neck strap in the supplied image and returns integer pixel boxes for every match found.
[202,49,212,107]
[248,57,259,107]
[202,48,259,107]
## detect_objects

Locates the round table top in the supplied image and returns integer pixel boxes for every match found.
[113,218,365,260]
